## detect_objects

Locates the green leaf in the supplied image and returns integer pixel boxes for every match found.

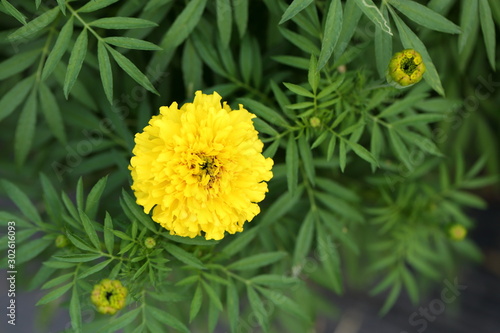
[233,0,248,38]
[66,233,97,252]
[89,17,158,29]
[391,10,444,96]
[227,251,287,271]
[479,0,496,70]
[327,134,337,161]
[339,139,346,172]
[121,190,158,233]
[216,0,232,48]
[39,82,66,143]
[401,267,419,304]
[388,0,461,34]
[96,41,113,104]
[190,283,203,322]
[246,286,269,331]
[280,0,314,24]
[272,55,310,70]
[148,306,190,333]
[164,243,205,269]
[36,283,72,305]
[251,275,299,288]
[78,210,100,249]
[14,89,37,166]
[379,281,401,315]
[41,273,74,290]
[85,176,108,219]
[108,47,159,95]
[202,280,223,311]
[374,5,392,78]
[316,192,363,222]
[78,0,120,12]
[283,82,314,98]
[237,98,289,127]
[279,27,320,54]
[378,93,428,118]
[70,286,82,332]
[64,28,88,98]
[79,259,113,279]
[388,129,412,170]
[317,225,342,293]
[286,134,299,193]
[8,7,59,41]
[221,227,259,258]
[0,49,39,80]
[318,0,342,70]
[53,253,101,262]
[458,0,479,54]
[298,135,316,185]
[334,0,363,61]
[397,130,442,156]
[103,213,114,254]
[1,180,41,224]
[0,76,34,123]
[100,308,141,332]
[104,36,162,51]
[448,191,487,209]
[1,0,27,24]
[293,211,315,266]
[392,113,444,126]
[353,0,392,35]
[345,140,378,166]
[307,55,320,93]
[227,279,239,333]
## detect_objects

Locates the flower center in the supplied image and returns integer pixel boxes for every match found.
[194,155,221,187]
[105,291,113,302]
[400,56,417,75]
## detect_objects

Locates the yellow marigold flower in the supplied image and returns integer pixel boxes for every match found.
[129,91,274,240]
[386,49,426,88]
[449,224,467,241]
[91,279,127,315]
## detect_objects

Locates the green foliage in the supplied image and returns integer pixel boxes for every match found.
[0,1,498,332]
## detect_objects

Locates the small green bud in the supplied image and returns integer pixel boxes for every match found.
[449,224,467,241]
[144,237,156,249]
[55,235,69,248]
[309,116,321,128]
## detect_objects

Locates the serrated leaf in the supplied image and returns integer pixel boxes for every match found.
[36,283,72,305]
[286,134,299,193]
[8,6,59,41]
[0,48,39,80]
[121,190,158,233]
[103,212,114,254]
[1,179,41,224]
[64,28,88,98]
[39,82,66,143]
[339,139,347,171]
[14,89,37,166]
[108,47,158,95]
[246,286,269,331]
[66,233,97,252]
[1,0,27,24]
[0,76,34,123]
[401,267,419,304]
[79,259,113,279]
[279,27,320,54]
[293,211,315,265]
[298,135,316,185]
[216,0,232,48]
[79,210,100,249]
[334,0,363,61]
[233,0,248,37]
[251,274,299,288]
[345,140,378,166]
[190,283,203,322]
[283,82,315,98]
[78,0,120,13]
[353,0,392,35]
[392,113,444,126]
[202,280,223,311]
[388,129,412,170]
[70,286,82,331]
[280,0,314,24]
[41,273,74,290]
[227,251,287,271]
[388,0,461,34]
[458,0,479,53]
[89,17,157,29]
[238,98,289,127]
[100,308,141,332]
[53,253,101,262]
[85,176,108,219]
[479,0,496,70]
[148,306,190,333]
[375,5,392,78]
[327,134,337,161]
[318,0,342,70]
[104,36,162,50]
[227,279,239,333]
[379,281,401,315]
[164,243,205,269]
[378,93,428,118]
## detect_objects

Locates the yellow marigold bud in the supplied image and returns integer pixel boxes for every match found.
[129,91,273,240]
[309,116,321,128]
[91,279,128,315]
[449,224,467,241]
[386,49,426,88]
[55,235,69,248]
[144,237,156,249]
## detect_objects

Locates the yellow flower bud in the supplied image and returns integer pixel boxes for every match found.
[309,116,321,128]
[91,279,128,315]
[144,237,156,249]
[386,49,426,88]
[449,224,467,241]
